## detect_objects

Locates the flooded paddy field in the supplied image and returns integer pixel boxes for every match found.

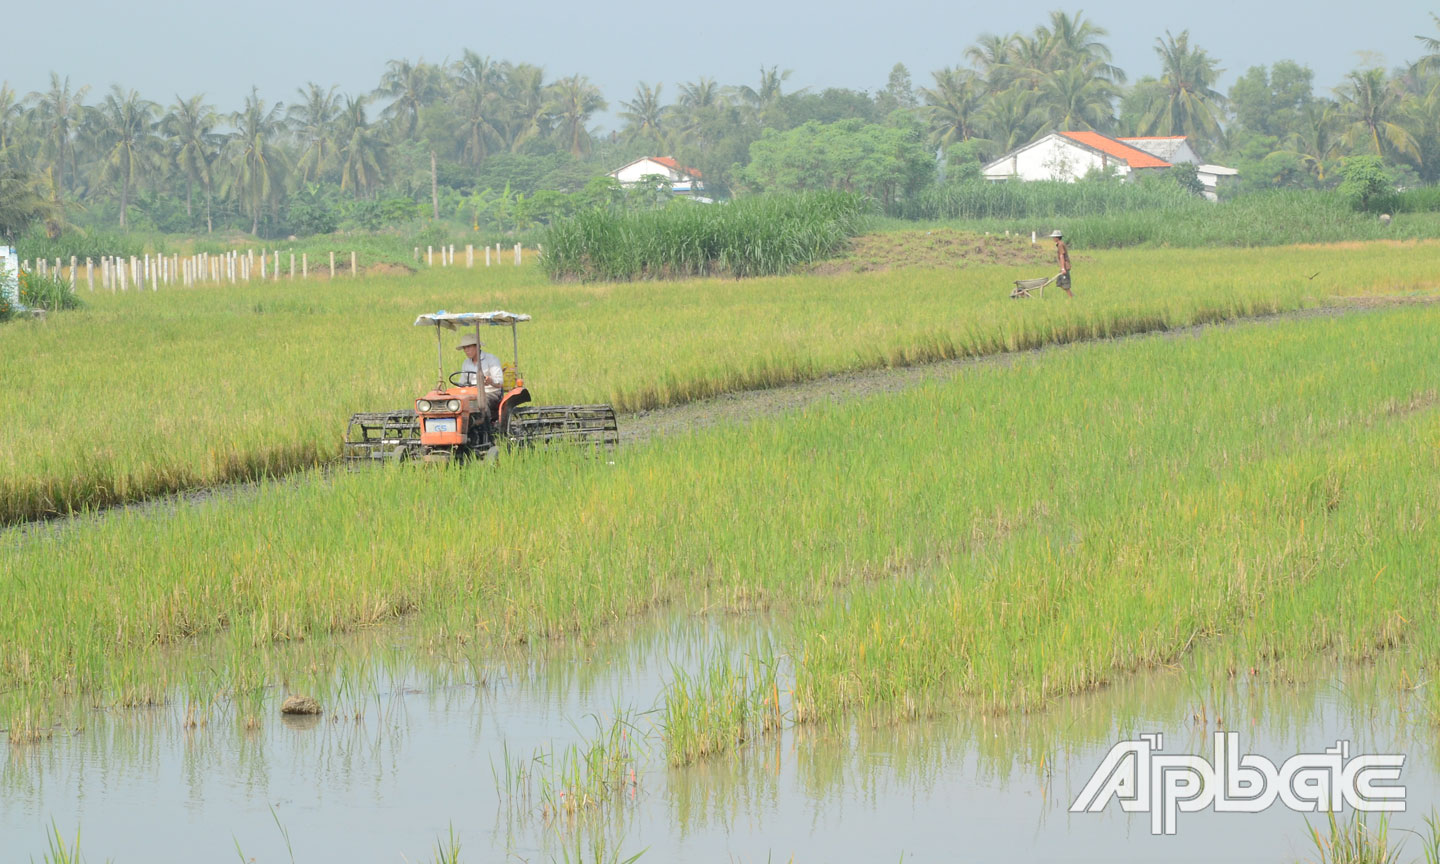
[8,266,1440,862]
[5,616,1436,862]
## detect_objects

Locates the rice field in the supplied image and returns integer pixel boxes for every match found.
[6,298,1440,744]
[3,240,1439,524]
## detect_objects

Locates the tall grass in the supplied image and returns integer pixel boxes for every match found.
[892,186,1440,248]
[17,226,146,261]
[894,179,1199,221]
[4,304,1440,735]
[2,241,1438,524]
[541,191,873,281]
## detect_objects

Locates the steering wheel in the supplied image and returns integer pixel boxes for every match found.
[448,370,477,388]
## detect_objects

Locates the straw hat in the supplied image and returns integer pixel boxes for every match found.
[456,333,482,350]
[1050,230,1064,238]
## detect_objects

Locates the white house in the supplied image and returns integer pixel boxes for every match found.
[982,131,1173,183]
[982,131,1238,200]
[608,156,705,196]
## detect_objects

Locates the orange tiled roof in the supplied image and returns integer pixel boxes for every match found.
[651,156,702,179]
[1059,132,1171,169]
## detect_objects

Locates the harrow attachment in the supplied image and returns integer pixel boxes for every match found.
[343,411,422,462]
[507,404,619,453]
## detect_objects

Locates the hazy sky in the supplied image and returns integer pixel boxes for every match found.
[7,0,1436,125]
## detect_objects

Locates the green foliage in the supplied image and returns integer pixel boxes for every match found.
[540,190,873,281]
[1338,156,1398,212]
[1164,162,1205,196]
[285,184,340,236]
[16,225,145,260]
[741,118,934,208]
[0,159,59,243]
[18,267,83,312]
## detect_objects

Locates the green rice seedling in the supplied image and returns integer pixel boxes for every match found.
[428,826,462,864]
[493,711,646,830]
[1307,812,1404,864]
[661,647,782,765]
[35,820,92,864]
[5,303,1440,733]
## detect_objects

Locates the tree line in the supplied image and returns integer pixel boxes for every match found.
[2,10,1439,242]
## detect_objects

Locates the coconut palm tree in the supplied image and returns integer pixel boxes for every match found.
[1135,30,1226,149]
[163,93,220,229]
[1334,67,1421,164]
[0,83,22,154]
[546,75,606,157]
[1037,10,1126,85]
[376,58,444,138]
[1282,100,1343,182]
[225,87,287,234]
[1417,13,1440,74]
[920,67,986,147]
[450,50,504,165]
[738,66,791,112]
[965,33,1018,92]
[336,95,385,198]
[500,63,548,153]
[619,81,668,148]
[0,157,61,242]
[25,73,90,205]
[980,87,1045,156]
[1040,62,1119,132]
[288,83,341,183]
[93,86,159,230]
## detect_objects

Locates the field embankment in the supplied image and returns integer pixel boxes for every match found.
[1,241,1437,524]
[5,303,1439,740]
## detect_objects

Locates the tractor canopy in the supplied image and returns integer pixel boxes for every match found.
[413,311,531,329]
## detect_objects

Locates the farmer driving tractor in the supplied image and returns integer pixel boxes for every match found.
[457,333,503,418]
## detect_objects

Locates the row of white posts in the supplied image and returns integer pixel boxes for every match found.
[418,243,531,268]
[21,243,537,292]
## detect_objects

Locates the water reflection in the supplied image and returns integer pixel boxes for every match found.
[4,616,1437,863]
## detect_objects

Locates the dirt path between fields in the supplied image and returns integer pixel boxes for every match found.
[617,293,1440,444]
[10,293,1438,535]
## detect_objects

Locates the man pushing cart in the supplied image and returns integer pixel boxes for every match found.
[1010,230,1075,299]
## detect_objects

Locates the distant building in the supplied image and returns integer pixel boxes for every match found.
[608,156,705,196]
[982,132,1171,184]
[1120,136,1237,201]
[982,132,1237,201]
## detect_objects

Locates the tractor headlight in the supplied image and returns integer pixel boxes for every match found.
[447,399,461,412]
[417,399,432,413]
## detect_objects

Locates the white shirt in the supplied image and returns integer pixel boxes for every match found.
[461,350,504,396]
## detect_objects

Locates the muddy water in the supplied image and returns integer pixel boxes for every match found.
[4,616,1436,863]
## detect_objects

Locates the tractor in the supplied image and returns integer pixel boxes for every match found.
[342,310,618,463]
